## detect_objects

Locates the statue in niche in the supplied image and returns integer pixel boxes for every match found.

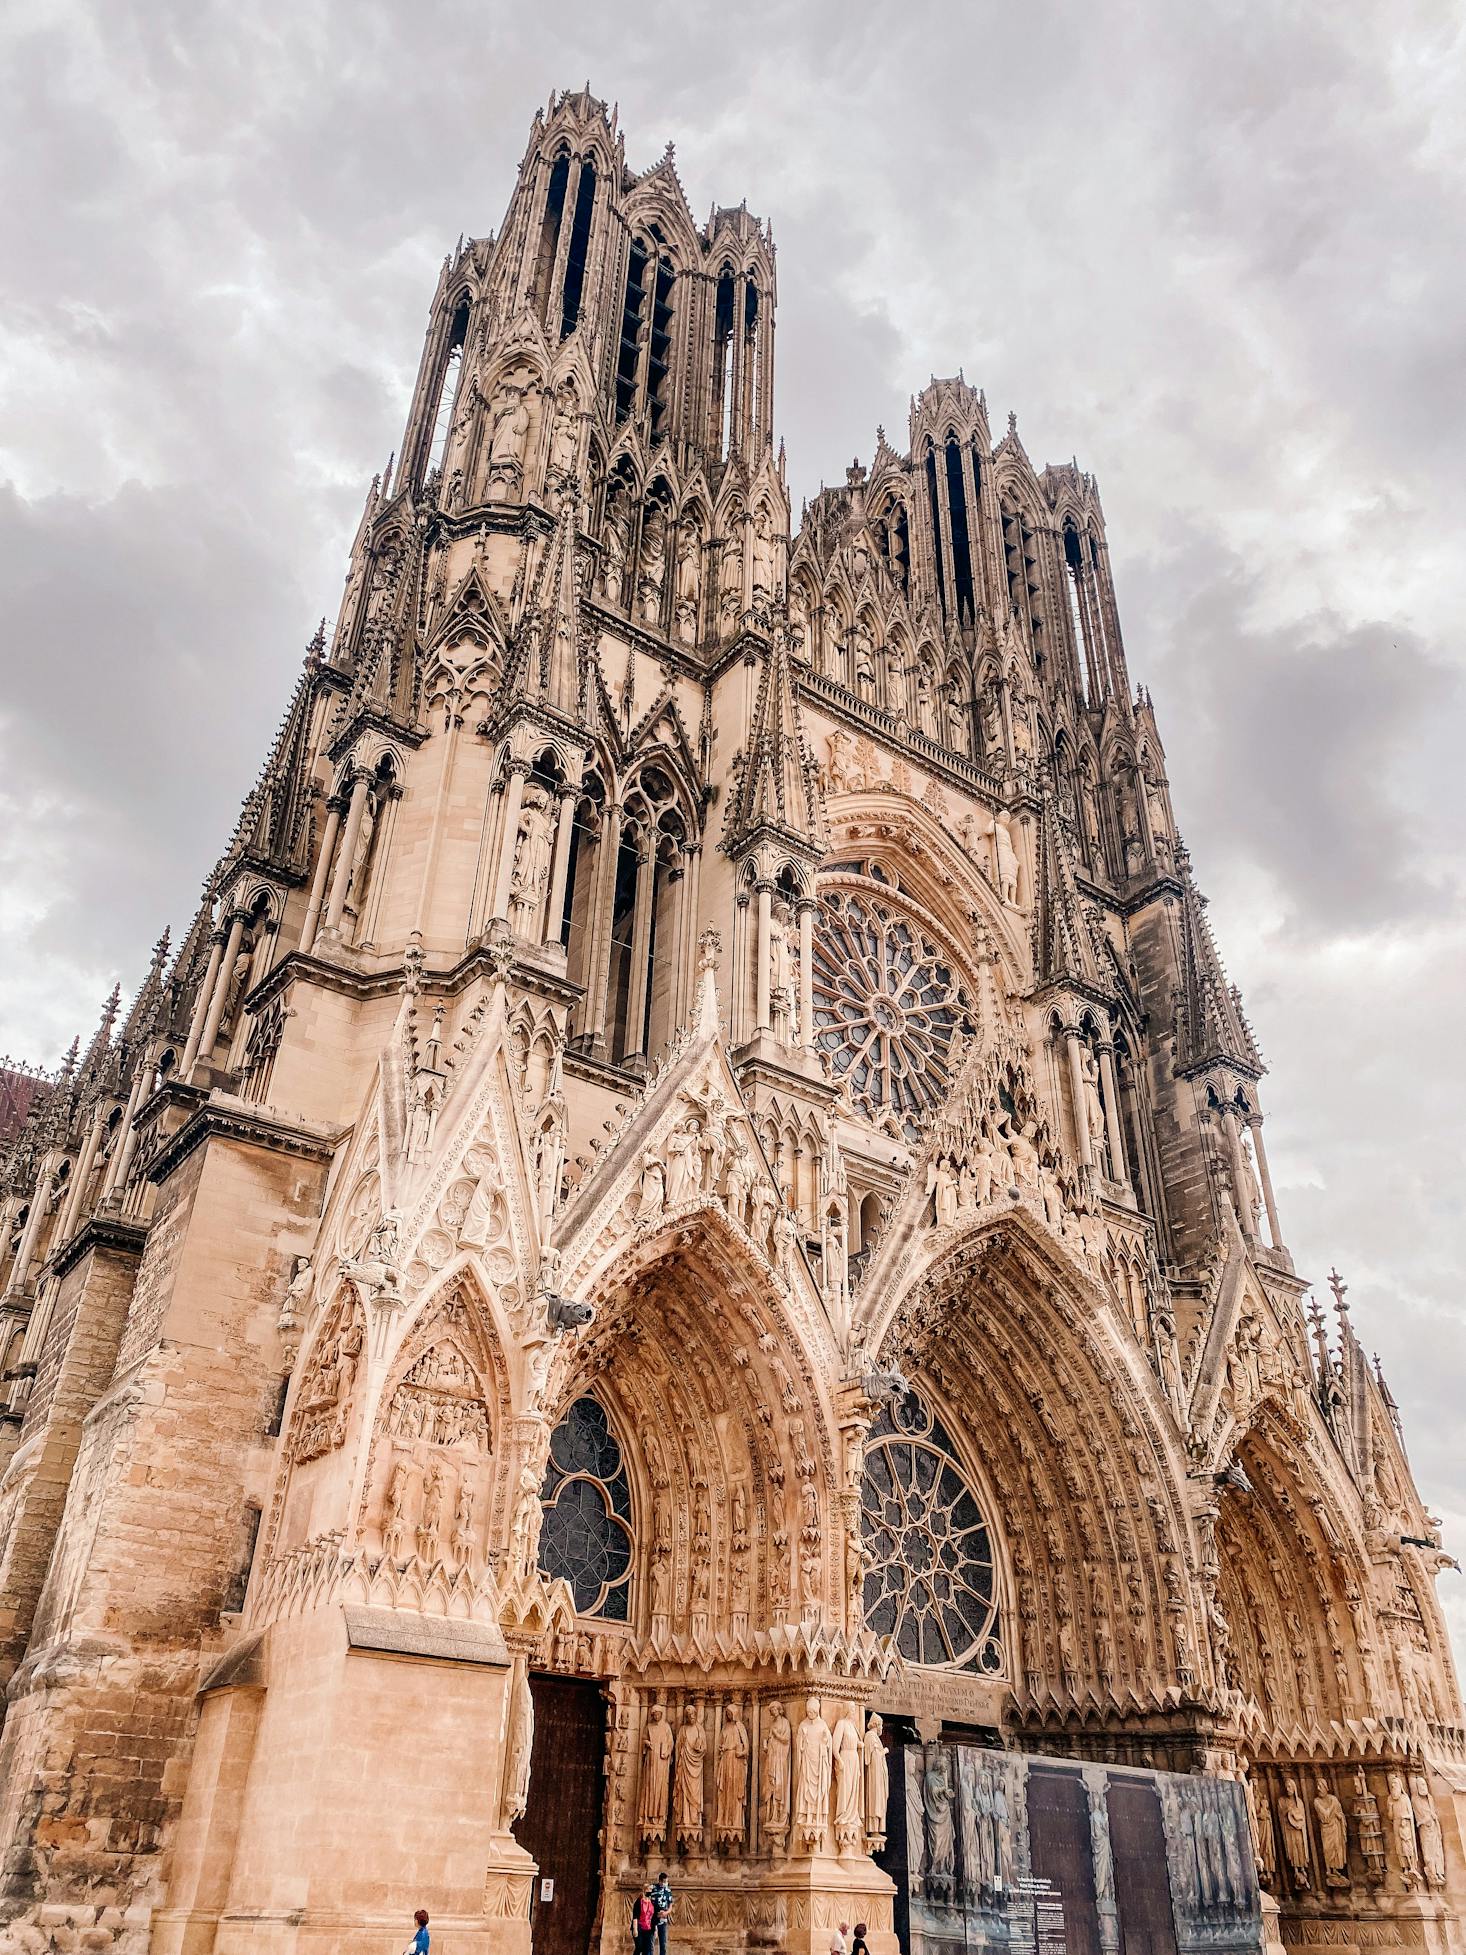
[1387,1771,1420,1887]
[992,813,1020,905]
[824,730,855,794]
[931,1156,959,1228]
[504,1659,534,1825]
[852,626,877,700]
[714,1702,749,1848]
[845,1533,866,1629]
[600,499,630,606]
[1350,1770,1386,1886]
[639,1703,675,1847]
[862,1715,888,1850]
[382,1456,412,1558]
[1010,685,1034,758]
[978,683,1003,759]
[673,1702,706,1850]
[922,1747,956,1901]
[487,374,533,491]
[1144,770,1170,848]
[666,1118,702,1205]
[794,1697,832,1852]
[1411,1773,1446,1887]
[769,899,795,1040]
[762,1701,793,1845]
[943,683,968,753]
[1278,1776,1311,1890]
[507,786,554,939]
[451,1480,475,1563]
[832,1707,863,1852]
[547,381,578,481]
[1090,1792,1114,1904]
[1078,1045,1108,1158]
[218,939,255,1037]
[724,1131,756,1229]
[509,1460,543,1578]
[752,507,776,596]
[1313,1778,1349,1890]
[649,1552,671,1634]
[638,507,668,623]
[674,519,701,645]
[720,527,744,638]
[417,1460,446,1559]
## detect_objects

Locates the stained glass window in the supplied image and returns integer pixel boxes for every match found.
[861,1387,1003,1673]
[811,888,973,1141]
[538,1395,634,1621]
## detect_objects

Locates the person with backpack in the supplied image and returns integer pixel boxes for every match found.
[402,1911,429,1955]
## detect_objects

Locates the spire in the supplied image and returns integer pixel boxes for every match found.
[1171,845,1262,1077]
[721,617,825,857]
[1032,792,1105,989]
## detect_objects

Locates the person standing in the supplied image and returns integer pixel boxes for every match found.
[650,1871,673,1955]
[850,1924,871,1955]
[402,1911,429,1955]
[631,1887,656,1955]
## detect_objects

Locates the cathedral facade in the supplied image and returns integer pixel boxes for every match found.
[0,85,1460,1955]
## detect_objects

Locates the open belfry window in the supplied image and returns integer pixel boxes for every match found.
[423,299,469,479]
[559,158,596,338]
[615,239,649,422]
[532,150,570,322]
[713,266,735,456]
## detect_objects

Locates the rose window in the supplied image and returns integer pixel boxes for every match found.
[811,888,973,1140]
[861,1387,1003,1673]
[538,1395,634,1621]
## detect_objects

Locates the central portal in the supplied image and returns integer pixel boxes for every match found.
[520,1674,606,1955]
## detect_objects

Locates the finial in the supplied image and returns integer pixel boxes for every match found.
[1327,1266,1349,1316]
[1008,409,1018,436]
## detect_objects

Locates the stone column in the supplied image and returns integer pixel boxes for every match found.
[754,882,773,1034]
[623,842,657,1061]
[2,1156,58,1301]
[100,1064,149,1202]
[1249,1115,1282,1250]
[1064,1028,1094,1169]
[1096,1040,1128,1185]
[298,798,342,955]
[1222,1106,1255,1239]
[190,911,245,1079]
[798,900,816,1050]
[179,930,227,1076]
[56,1106,106,1244]
[544,790,577,947]
[324,773,370,935]
[488,763,528,925]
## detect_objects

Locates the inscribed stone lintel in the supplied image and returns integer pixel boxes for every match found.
[342,1604,511,1668]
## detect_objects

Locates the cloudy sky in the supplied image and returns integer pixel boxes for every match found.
[2,1,1463,1657]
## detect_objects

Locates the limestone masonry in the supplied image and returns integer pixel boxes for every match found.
[0,84,1460,1955]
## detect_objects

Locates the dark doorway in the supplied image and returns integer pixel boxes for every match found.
[1107,1775,1179,1955]
[1025,1766,1100,1955]
[519,1674,606,1955]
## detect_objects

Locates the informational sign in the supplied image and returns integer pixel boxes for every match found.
[539,1879,555,1904]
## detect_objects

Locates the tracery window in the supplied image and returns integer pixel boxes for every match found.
[811,888,974,1141]
[861,1387,1002,1673]
[538,1395,634,1621]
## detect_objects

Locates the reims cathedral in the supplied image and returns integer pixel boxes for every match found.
[0,86,1460,1955]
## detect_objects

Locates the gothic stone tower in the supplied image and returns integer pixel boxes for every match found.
[0,85,1461,1955]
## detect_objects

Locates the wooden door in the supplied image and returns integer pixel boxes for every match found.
[1107,1776,1179,1955]
[1025,1766,1100,1955]
[519,1674,606,1955]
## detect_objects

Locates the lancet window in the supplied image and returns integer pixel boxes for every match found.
[538,1394,634,1621]
[559,159,597,339]
[424,299,469,481]
[861,1386,1003,1674]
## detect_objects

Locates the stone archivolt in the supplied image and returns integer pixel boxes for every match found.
[0,81,1459,1955]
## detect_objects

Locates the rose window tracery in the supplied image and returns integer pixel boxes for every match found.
[538,1395,634,1621]
[861,1387,1003,1673]
[811,888,974,1140]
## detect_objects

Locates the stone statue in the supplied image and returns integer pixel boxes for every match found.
[504,1659,534,1825]
[1313,1778,1349,1889]
[978,684,1003,758]
[487,379,532,486]
[1411,1773,1446,1888]
[600,501,629,605]
[992,813,1020,905]
[649,1553,670,1631]
[639,507,668,622]
[761,1701,792,1844]
[507,786,554,938]
[1387,1771,1420,1887]
[794,1696,833,1852]
[1242,1763,1275,1891]
[638,1150,666,1219]
[675,519,701,644]
[831,1707,863,1852]
[862,1715,888,1850]
[417,1460,445,1558]
[1078,1044,1107,1158]
[922,1747,956,1901]
[666,1119,701,1205]
[673,1702,707,1850]
[720,527,744,636]
[752,507,776,596]
[638,1703,675,1846]
[547,383,578,479]
[450,1480,475,1563]
[382,1457,411,1558]
[1090,1791,1114,1904]
[1279,1776,1311,1890]
[852,626,877,699]
[1350,1770,1386,1887]
[714,1703,749,1848]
